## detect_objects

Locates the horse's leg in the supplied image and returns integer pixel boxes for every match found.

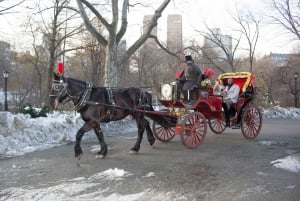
[129,114,145,155]
[74,121,94,160]
[94,124,108,159]
[144,118,156,147]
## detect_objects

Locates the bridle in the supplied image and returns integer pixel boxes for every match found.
[51,78,92,111]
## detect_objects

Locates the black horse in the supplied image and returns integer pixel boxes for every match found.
[52,73,156,160]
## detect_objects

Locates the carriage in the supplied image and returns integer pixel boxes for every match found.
[52,71,262,159]
[151,72,262,149]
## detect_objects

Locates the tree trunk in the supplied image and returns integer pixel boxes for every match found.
[105,37,120,87]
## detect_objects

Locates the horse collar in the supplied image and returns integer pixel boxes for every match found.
[74,83,93,111]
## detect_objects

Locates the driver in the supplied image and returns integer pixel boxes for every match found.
[179,55,202,104]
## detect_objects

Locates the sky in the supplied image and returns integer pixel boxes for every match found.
[0,0,298,56]
[0,106,299,200]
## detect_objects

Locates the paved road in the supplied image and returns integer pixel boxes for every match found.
[0,119,299,200]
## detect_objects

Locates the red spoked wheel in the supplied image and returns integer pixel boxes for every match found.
[181,112,207,148]
[152,121,175,142]
[241,105,262,139]
[208,113,226,134]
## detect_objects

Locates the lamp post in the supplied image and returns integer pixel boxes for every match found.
[3,70,9,111]
[294,72,298,108]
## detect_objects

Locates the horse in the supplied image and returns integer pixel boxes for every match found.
[51,73,156,161]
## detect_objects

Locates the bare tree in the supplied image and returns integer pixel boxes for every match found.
[269,0,300,40]
[233,10,260,72]
[76,0,172,87]
[0,0,25,15]
[29,0,85,106]
[196,25,241,73]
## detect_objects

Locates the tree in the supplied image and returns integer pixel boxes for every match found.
[0,0,25,15]
[196,25,241,73]
[269,0,300,40]
[233,9,260,72]
[76,0,172,87]
[29,0,85,106]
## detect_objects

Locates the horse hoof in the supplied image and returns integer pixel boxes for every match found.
[151,141,158,149]
[129,150,138,155]
[76,154,82,160]
[95,154,104,159]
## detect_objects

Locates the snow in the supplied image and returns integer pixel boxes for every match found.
[0,106,299,200]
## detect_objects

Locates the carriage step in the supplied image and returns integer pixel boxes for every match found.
[231,125,240,129]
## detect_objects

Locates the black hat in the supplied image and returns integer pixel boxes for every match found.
[185,55,193,62]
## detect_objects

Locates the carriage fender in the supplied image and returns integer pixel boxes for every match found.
[195,97,222,112]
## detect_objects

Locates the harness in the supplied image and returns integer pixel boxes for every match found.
[74,83,92,111]
[53,79,92,111]
[53,78,151,120]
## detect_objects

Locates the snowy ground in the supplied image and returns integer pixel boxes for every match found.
[0,106,299,200]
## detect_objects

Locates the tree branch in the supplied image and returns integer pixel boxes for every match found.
[116,0,129,43]
[121,0,171,65]
[76,0,108,45]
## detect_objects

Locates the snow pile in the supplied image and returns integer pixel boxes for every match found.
[0,111,136,159]
[261,106,300,119]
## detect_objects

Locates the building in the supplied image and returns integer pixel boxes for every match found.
[143,15,157,49]
[269,53,290,68]
[167,14,182,53]
[203,28,232,59]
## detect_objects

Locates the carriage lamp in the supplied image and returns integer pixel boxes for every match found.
[3,70,9,111]
[161,84,173,100]
[294,72,298,108]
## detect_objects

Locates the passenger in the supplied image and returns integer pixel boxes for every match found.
[223,78,240,127]
[180,55,202,104]
[213,79,225,96]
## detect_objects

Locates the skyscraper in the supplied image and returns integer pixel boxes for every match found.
[167,14,182,52]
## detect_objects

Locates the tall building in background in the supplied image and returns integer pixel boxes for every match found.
[167,14,182,53]
[204,28,232,59]
[143,15,157,49]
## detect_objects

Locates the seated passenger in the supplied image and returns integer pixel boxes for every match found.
[213,79,225,96]
[222,78,240,127]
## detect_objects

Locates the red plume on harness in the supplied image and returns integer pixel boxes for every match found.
[203,68,215,79]
[57,62,64,75]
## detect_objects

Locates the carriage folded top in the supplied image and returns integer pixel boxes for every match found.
[217,72,255,93]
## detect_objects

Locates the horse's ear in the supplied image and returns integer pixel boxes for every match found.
[53,72,60,80]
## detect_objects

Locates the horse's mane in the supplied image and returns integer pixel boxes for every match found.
[67,77,88,87]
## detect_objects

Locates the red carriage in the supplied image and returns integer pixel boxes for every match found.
[152,72,262,148]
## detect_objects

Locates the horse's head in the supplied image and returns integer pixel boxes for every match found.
[51,73,89,109]
[50,73,69,109]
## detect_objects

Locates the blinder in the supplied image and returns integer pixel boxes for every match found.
[50,79,68,96]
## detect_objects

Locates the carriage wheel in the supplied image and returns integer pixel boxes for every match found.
[152,121,175,142]
[181,112,207,149]
[241,105,262,139]
[208,113,226,134]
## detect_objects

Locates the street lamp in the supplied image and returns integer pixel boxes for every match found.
[294,72,298,108]
[3,70,9,111]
